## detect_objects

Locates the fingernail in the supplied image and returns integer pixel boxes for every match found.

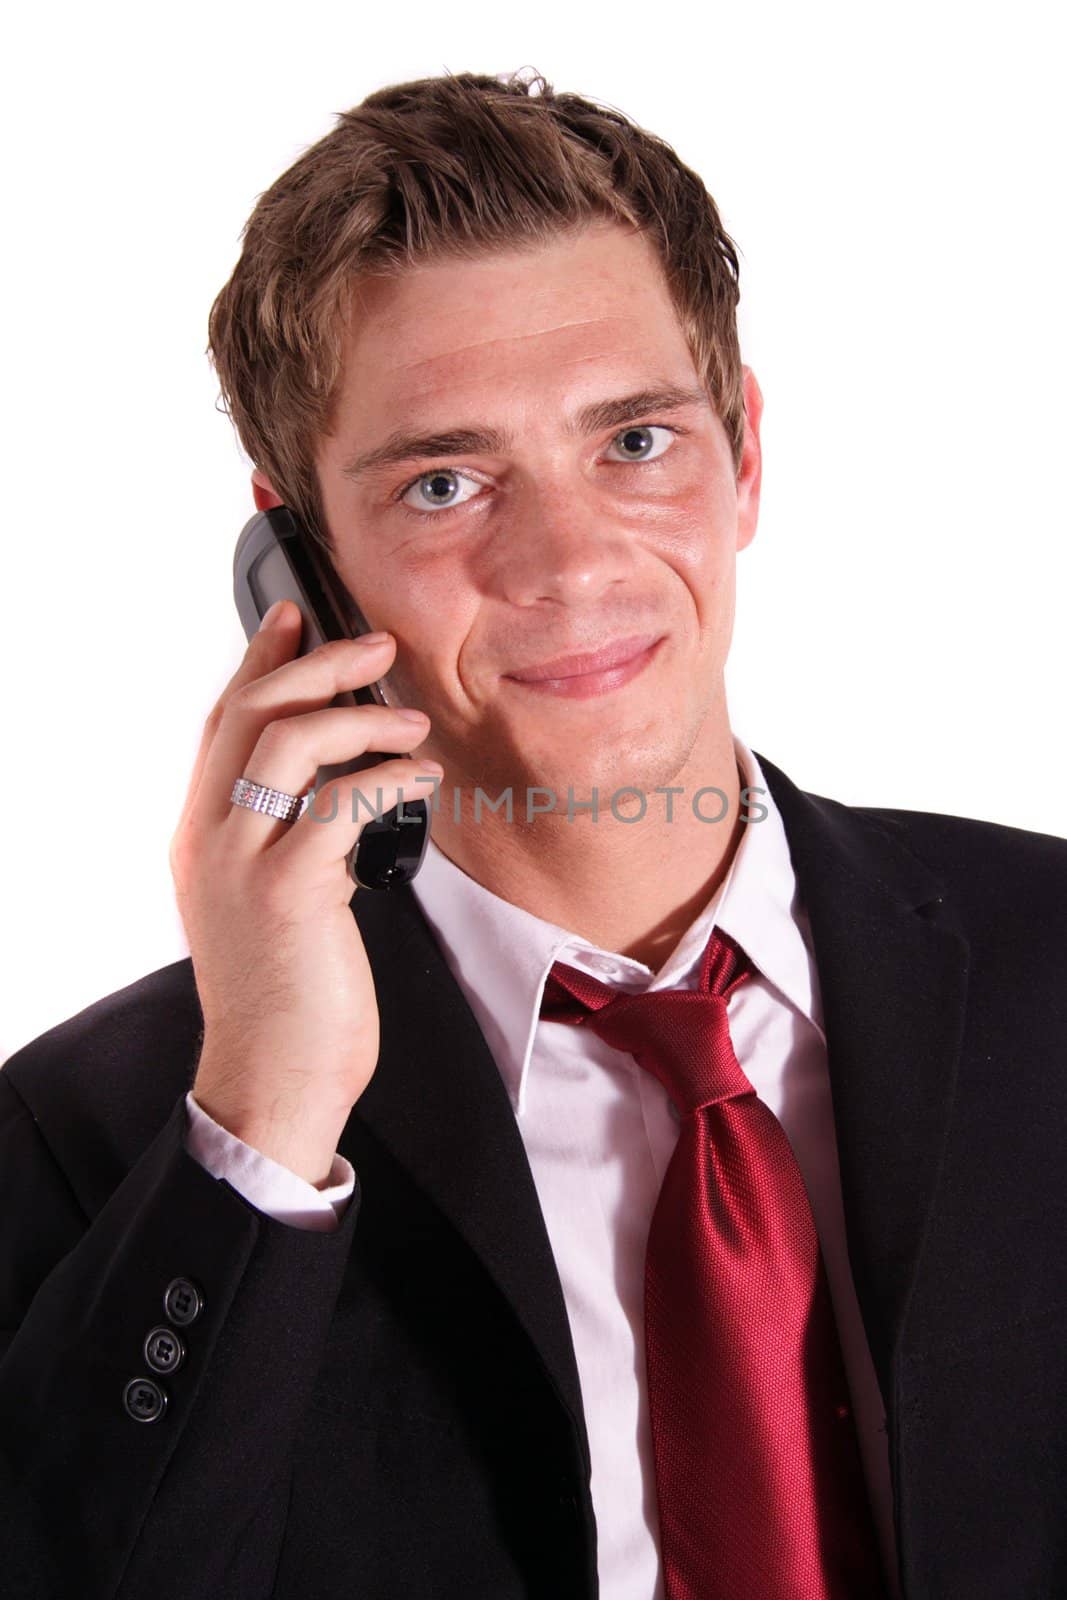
[358,631,390,646]
[396,708,428,722]
[259,600,288,629]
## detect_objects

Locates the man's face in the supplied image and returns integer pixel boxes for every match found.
[310,219,762,803]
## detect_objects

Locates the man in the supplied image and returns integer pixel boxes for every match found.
[1,67,1064,1600]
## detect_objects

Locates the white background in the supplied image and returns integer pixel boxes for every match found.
[2,0,1064,1058]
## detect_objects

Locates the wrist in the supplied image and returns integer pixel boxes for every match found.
[190,1085,351,1188]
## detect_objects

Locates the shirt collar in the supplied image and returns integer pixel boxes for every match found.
[409,735,825,1115]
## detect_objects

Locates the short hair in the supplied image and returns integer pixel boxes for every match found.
[206,67,745,554]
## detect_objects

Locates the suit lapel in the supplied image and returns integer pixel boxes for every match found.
[340,878,591,1467]
[754,752,971,1396]
[341,752,971,1473]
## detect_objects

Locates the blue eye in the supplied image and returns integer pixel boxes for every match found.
[399,468,481,515]
[395,423,678,518]
[605,424,675,462]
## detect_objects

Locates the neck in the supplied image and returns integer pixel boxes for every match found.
[426,719,746,974]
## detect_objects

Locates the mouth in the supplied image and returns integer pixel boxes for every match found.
[503,634,665,700]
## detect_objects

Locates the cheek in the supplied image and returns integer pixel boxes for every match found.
[642,473,737,645]
[388,598,479,712]
[640,471,736,586]
[336,542,482,711]
[630,444,734,529]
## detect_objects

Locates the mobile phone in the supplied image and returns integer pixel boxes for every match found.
[233,505,431,890]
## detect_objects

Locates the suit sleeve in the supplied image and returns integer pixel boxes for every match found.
[0,1068,361,1600]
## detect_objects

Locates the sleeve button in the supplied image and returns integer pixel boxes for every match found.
[163,1277,203,1326]
[123,1377,168,1422]
[144,1325,186,1374]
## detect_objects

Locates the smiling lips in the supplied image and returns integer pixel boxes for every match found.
[504,633,664,699]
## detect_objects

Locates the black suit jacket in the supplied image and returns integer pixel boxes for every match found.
[2,752,1065,1600]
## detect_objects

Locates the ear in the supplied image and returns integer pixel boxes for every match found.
[735,365,763,553]
[251,468,284,511]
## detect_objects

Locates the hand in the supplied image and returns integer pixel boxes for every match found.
[169,600,442,1184]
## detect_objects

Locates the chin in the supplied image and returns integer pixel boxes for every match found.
[524,738,690,805]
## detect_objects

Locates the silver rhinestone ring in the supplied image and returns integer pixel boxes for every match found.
[229,776,308,824]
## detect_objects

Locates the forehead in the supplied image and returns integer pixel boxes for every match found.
[332,222,694,409]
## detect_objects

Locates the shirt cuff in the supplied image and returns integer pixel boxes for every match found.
[184,1091,356,1232]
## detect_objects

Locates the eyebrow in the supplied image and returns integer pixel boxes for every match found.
[339,382,713,482]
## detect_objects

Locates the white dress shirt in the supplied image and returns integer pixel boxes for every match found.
[185,735,902,1599]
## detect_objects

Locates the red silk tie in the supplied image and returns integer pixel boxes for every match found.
[540,927,889,1600]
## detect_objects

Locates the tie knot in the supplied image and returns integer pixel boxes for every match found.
[540,928,756,1116]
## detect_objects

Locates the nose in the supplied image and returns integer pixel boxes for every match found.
[487,477,640,608]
